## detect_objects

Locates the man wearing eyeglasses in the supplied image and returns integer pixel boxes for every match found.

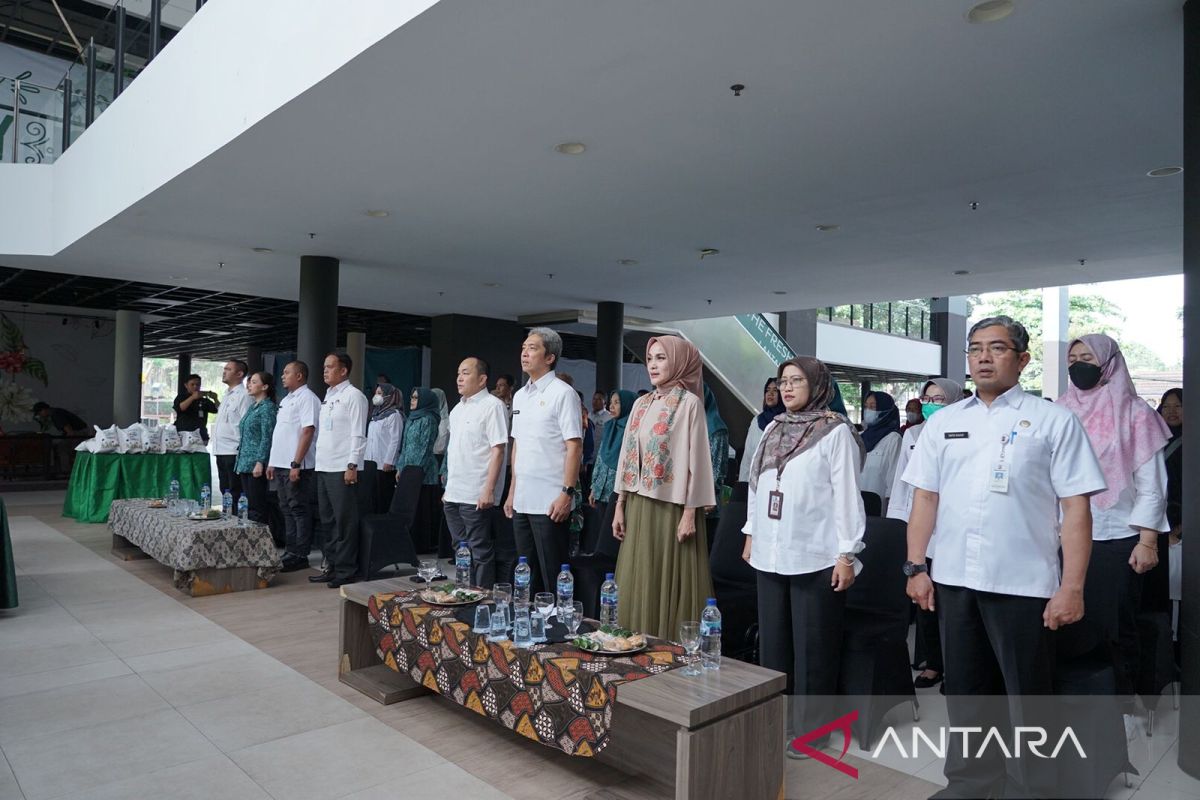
[902,315,1105,799]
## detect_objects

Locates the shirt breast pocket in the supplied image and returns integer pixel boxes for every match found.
[1011,434,1051,481]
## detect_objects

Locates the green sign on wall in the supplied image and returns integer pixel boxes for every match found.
[734,314,794,366]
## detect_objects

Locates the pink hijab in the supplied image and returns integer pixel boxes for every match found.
[1057,333,1171,509]
[646,335,704,399]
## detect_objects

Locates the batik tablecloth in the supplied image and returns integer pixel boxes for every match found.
[368,591,688,757]
[108,499,281,582]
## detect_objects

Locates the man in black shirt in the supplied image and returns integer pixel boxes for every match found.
[32,402,88,435]
[172,374,219,442]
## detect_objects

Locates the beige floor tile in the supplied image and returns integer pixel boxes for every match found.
[3,708,218,800]
[122,637,259,674]
[55,754,270,800]
[0,673,170,746]
[0,750,23,800]
[0,633,115,680]
[138,650,305,707]
[0,659,131,700]
[102,619,240,659]
[230,717,445,800]
[338,762,515,799]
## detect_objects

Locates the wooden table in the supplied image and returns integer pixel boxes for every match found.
[338,578,787,800]
[108,499,281,596]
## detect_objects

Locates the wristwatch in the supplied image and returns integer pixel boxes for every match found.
[290,461,301,469]
[346,463,358,471]
[562,485,576,496]
[902,561,928,577]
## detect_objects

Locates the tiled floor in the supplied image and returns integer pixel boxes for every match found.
[3,489,1198,800]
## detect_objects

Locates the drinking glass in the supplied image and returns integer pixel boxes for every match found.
[472,603,492,634]
[679,621,702,676]
[534,592,555,624]
[530,608,548,643]
[567,601,584,636]
[493,583,512,629]
[488,604,508,642]
[512,607,532,647]
[417,559,437,584]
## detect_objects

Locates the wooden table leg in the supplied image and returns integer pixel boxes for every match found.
[111,533,152,561]
[338,597,428,705]
[675,694,786,800]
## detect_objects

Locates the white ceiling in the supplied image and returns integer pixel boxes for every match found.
[13,0,1185,322]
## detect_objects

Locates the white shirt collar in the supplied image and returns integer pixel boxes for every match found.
[526,371,558,393]
[963,383,1026,410]
[325,380,349,398]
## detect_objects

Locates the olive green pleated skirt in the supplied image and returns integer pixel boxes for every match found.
[614,492,714,640]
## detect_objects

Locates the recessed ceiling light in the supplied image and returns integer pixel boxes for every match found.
[966,0,1014,24]
[1147,166,1182,178]
[954,270,970,275]
[618,259,639,266]
[815,224,839,232]
[640,305,654,310]
[699,248,720,259]
[554,142,586,155]
[252,247,273,254]
[772,290,787,295]
[365,210,390,218]
[482,282,500,288]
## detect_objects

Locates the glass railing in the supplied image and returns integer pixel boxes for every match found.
[822,298,933,341]
[1,0,193,164]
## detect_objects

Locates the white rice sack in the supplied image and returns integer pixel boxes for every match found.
[142,426,163,453]
[179,430,208,453]
[120,424,146,454]
[160,425,181,453]
[88,425,120,453]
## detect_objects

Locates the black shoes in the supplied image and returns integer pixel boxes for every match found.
[280,559,309,573]
[308,571,333,583]
[914,670,944,689]
[328,576,359,589]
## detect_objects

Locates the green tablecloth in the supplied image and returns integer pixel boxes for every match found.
[1,496,16,609]
[62,452,212,524]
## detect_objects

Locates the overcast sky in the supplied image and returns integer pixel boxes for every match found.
[1077,274,1183,368]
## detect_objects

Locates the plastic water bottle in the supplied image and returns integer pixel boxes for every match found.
[200,483,211,511]
[168,477,180,502]
[556,564,574,617]
[600,573,619,627]
[513,556,532,606]
[237,494,249,527]
[221,490,233,519]
[700,598,722,671]
[455,541,472,588]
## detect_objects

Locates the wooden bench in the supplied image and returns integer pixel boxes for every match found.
[338,578,787,800]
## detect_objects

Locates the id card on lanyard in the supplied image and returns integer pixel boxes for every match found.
[323,400,335,433]
[989,427,1018,494]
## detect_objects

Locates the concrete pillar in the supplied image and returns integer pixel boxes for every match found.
[244,345,263,375]
[176,352,191,394]
[1042,286,1070,401]
[1178,0,1199,777]
[112,310,142,426]
[932,296,969,382]
[297,256,339,396]
[346,332,366,391]
[596,301,624,394]
[431,314,526,401]
[780,309,818,356]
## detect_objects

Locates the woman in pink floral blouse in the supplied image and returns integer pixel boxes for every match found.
[612,335,716,639]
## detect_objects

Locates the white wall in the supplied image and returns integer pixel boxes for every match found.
[0,302,115,430]
[0,0,439,258]
[815,321,942,376]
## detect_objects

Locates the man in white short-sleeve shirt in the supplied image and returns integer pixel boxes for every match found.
[211,359,251,499]
[504,328,583,594]
[444,357,510,588]
[903,315,1105,799]
[266,360,323,572]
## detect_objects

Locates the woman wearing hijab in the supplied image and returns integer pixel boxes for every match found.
[612,336,716,639]
[589,390,637,508]
[703,385,730,502]
[396,388,441,485]
[1058,334,1170,715]
[887,377,964,689]
[900,398,924,435]
[858,391,903,508]
[365,383,405,512]
[738,378,784,485]
[1158,389,1183,665]
[742,356,866,758]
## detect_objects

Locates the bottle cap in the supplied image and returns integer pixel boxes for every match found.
[561,564,570,571]
[518,556,527,563]
[707,598,717,605]
[605,573,614,580]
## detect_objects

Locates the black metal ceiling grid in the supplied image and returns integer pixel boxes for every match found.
[0,0,180,67]
[0,265,431,359]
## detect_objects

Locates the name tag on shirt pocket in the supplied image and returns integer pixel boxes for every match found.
[944,432,969,440]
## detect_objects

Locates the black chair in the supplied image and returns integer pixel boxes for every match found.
[860,491,882,517]
[357,465,424,580]
[837,515,917,749]
[709,494,759,664]
[570,500,620,619]
[1054,644,1133,793]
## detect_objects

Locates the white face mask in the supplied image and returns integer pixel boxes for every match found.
[906,411,922,424]
[372,394,384,406]
[863,409,880,426]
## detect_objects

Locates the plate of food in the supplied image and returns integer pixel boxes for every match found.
[571,625,647,655]
[418,584,486,606]
[186,509,222,521]
[147,499,168,509]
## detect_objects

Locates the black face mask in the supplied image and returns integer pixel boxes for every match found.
[1068,361,1103,391]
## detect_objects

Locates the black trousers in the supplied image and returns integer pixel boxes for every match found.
[215,455,242,499]
[936,584,1056,800]
[756,567,845,738]
[273,469,316,563]
[512,512,569,596]
[238,471,270,524]
[317,472,360,581]
[444,502,496,588]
